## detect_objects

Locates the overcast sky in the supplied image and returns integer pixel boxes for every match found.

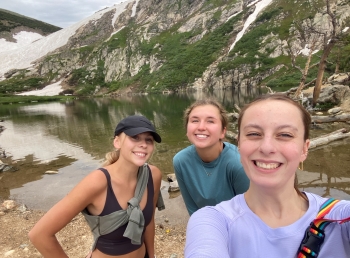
[0,0,125,28]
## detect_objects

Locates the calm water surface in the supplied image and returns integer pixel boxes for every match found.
[1,89,350,220]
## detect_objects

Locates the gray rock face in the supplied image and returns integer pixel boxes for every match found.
[2,0,350,98]
[318,85,350,105]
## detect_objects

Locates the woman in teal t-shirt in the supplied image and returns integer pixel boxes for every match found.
[173,99,249,215]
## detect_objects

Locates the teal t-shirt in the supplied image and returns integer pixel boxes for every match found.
[173,142,249,215]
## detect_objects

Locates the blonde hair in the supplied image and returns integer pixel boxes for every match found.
[102,134,125,166]
[103,149,120,166]
[183,98,229,130]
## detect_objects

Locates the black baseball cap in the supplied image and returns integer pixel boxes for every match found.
[114,115,162,143]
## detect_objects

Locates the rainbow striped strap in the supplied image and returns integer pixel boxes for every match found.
[297,198,350,258]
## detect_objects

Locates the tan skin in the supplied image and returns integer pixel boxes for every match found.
[186,104,226,163]
[238,100,310,228]
[29,132,162,258]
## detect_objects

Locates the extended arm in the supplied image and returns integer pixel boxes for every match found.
[28,170,106,258]
[143,164,162,257]
[185,207,230,258]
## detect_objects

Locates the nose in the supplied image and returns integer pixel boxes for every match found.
[259,136,276,155]
[138,139,148,148]
[197,120,206,130]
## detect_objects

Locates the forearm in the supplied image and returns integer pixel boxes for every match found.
[144,218,155,257]
[29,234,68,258]
[186,207,230,258]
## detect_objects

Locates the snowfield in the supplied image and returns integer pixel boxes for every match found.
[0,0,133,78]
[0,31,44,53]
[0,0,275,96]
[16,81,64,96]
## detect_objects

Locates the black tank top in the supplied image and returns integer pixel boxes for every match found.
[95,167,154,255]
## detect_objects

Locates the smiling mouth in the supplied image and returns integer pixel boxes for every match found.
[195,134,208,139]
[255,161,281,169]
[134,152,146,157]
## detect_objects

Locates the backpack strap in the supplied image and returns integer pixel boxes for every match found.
[297,198,350,258]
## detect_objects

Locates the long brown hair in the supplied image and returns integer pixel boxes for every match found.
[237,93,311,199]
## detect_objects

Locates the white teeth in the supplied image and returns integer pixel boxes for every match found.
[256,161,279,169]
[134,152,146,157]
[196,134,208,138]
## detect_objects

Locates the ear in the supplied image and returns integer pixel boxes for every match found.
[220,127,227,140]
[113,135,122,149]
[300,139,310,162]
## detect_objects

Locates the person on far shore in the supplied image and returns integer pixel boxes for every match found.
[185,94,350,257]
[173,99,249,215]
[29,115,164,258]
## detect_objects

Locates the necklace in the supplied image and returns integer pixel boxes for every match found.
[201,163,212,176]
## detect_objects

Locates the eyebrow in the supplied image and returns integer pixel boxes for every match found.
[243,124,299,132]
[190,115,217,120]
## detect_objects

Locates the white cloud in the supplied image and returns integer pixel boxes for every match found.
[0,0,125,28]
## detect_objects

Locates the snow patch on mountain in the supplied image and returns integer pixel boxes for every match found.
[229,0,273,52]
[0,31,44,53]
[0,0,133,78]
[16,81,63,96]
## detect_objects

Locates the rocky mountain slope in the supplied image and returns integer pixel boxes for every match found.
[0,0,350,96]
[0,8,61,41]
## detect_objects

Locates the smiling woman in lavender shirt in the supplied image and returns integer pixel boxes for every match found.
[173,99,249,215]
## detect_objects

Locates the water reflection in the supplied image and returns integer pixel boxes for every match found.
[1,89,350,213]
[300,138,350,199]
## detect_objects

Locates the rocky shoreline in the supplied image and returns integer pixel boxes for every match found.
[0,199,186,258]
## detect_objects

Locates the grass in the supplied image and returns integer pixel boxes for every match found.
[2,0,349,96]
[0,9,61,33]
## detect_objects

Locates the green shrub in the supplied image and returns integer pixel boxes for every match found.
[0,9,61,33]
[0,77,45,94]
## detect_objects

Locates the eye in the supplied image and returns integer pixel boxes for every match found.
[246,132,261,137]
[207,120,215,123]
[146,137,154,143]
[130,135,139,141]
[278,133,293,138]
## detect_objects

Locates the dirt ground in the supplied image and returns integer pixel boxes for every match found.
[0,202,186,258]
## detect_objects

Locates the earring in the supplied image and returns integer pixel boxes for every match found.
[298,162,304,170]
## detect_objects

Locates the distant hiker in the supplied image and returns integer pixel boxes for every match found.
[29,115,164,258]
[173,99,249,215]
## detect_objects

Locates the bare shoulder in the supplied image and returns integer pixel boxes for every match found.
[72,169,108,197]
[148,164,162,181]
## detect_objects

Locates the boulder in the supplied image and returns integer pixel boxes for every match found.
[327,73,350,85]
[168,181,180,192]
[2,200,16,210]
[317,85,350,105]
[167,173,177,182]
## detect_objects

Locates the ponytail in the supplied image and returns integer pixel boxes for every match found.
[103,149,120,166]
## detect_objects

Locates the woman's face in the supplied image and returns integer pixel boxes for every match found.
[186,104,226,150]
[238,100,309,190]
[114,132,155,167]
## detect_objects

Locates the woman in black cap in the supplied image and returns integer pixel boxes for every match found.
[29,115,163,258]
